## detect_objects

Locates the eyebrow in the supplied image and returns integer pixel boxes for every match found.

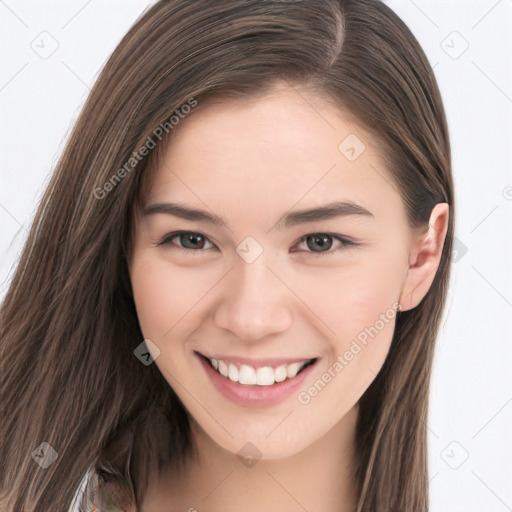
[142,200,374,230]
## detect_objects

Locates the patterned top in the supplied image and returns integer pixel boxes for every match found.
[68,466,128,512]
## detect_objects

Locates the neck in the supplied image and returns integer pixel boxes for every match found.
[143,404,360,512]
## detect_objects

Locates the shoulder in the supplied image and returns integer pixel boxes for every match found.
[68,467,137,512]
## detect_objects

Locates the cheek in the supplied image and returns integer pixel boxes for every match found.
[130,254,215,382]
[292,249,404,336]
[334,253,405,392]
[130,252,207,339]
[294,261,402,413]
[288,248,405,391]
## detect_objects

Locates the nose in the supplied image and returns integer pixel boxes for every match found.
[213,254,293,342]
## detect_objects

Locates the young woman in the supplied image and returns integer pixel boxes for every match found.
[0,0,454,511]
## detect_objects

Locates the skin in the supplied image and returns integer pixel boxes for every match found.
[128,81,449,512]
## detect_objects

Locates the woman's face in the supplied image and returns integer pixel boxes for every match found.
[129,83,426,459]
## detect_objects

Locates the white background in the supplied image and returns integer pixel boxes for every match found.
[1,1,511,510]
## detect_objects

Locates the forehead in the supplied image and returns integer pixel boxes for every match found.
[145,85,406,227]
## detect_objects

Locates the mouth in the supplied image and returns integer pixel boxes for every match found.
[195,351,318,387]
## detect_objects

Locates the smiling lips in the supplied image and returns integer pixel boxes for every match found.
[197,352,316,386]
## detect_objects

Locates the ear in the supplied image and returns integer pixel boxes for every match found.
[399,203,450,312]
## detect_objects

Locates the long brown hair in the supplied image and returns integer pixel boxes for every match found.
[0,0,454,510]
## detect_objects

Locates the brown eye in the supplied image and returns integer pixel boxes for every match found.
[306,234,334,252]
[180,233,206,249]
[291,232,357,257]
[156,231,215,251]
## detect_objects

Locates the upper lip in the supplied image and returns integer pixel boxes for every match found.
[195,351,317,367]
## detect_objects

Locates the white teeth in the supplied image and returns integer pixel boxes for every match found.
[228,363,239,382]
[208,357,313,386]
[218,359,228,377]
[286,361,302,379]
[256,366,275,386]
[238,364,257,385]
[274,365,287,383]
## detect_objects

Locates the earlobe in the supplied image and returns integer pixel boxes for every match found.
[398,203,450,312]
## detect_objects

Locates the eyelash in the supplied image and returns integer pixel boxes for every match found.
[154,231,358,257]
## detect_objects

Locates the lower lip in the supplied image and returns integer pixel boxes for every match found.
[197,354,318,408]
